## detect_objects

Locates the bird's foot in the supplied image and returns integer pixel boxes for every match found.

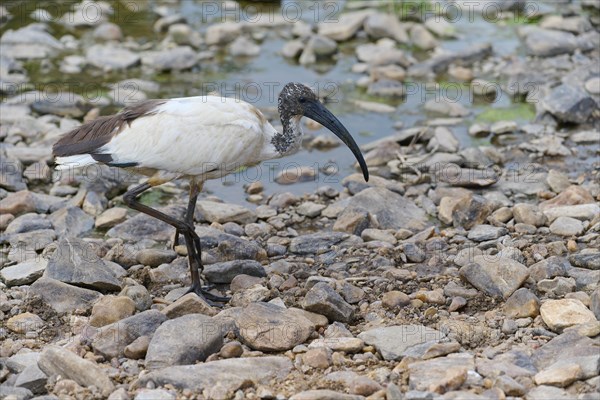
[185,284,230,307]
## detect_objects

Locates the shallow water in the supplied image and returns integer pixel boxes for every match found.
[1,0,561,204]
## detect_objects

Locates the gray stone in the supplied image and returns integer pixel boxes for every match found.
[236,302,314,351]
[302,282,354,322]
[504,288,540,318]
[568,267,600,292]
[205,21,245,45]
[196,200,256,224]
[137,356,292,394]
[325,370,383,396]
[141,46,199,71]
[290,390,364,400]
[467,225,507,242]
[424,98,470,117]
[4,213,52,234]
[318,10,372,41]
[46,238,121,292]
[591,289,600,320]
[38,345,114,396]
[524,28,578,57]
[525,385,570,400]
[146,314,223,369]
[86,44,140,70]
[6,351,41,373]
[308,35,337,57]
[296,202,326,218]
[537,277,577,297]
[204,260,266,283]
[196,226,265,261]
[513,203,547,227]
[0,386,33,400]
[460,255,529,299]
[49,206,94,238]
[408,355,473,393]
[367,79,405,97]
[92,310,167,358]
[107,209,177,242]
[529,256,571,282]
[135,249,177,267]
[549,216,584,236]
[135,389,176,400]
[14,364,47,394]
[542,84,597,124]
[289,232,349,255]
[120,284,152,311]
[0,259,46,286]
[544,204,600,223]
[229,36,260,57]
[358,325,445,361]
[29,277,101,313]
[364,13,408,42]
[345,187,428,231]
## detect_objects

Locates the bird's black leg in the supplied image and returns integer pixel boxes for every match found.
[123,183,228,306]
[172,183,201,250]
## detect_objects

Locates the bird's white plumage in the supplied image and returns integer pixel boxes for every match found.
[55,96,285,181]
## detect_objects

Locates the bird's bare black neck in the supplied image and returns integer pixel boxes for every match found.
[272,113,301,155]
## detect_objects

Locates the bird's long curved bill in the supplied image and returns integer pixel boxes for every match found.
[304,101,369,182]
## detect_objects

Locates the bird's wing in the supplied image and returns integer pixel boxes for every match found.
[52,99,166,157]
[97,96,274,175]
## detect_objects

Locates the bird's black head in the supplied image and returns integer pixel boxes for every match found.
[277,82,369,182]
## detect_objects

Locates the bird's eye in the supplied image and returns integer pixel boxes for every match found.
[299,97,306,103]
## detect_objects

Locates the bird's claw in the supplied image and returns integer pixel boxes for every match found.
[185,285,230,307]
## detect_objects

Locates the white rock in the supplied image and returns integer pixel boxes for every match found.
[540,299,597,332]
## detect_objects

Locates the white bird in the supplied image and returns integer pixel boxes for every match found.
[53,82,369,305]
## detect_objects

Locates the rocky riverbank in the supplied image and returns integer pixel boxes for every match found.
[1,1,599,399]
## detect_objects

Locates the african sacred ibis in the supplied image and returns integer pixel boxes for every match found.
[53,82,369,305]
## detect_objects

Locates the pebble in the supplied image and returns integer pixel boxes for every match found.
[467,224,507,241]
[512,203,547,227]
[308,337,364,353]
[6,312,44,334]
[219,341,243,359]
[303,348,332,369]
[136,248,177,267]
[382,291,411,309]
[29,277,101,313]
[124,335,150,359]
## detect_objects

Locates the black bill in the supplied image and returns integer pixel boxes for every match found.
[303,100,369,182]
